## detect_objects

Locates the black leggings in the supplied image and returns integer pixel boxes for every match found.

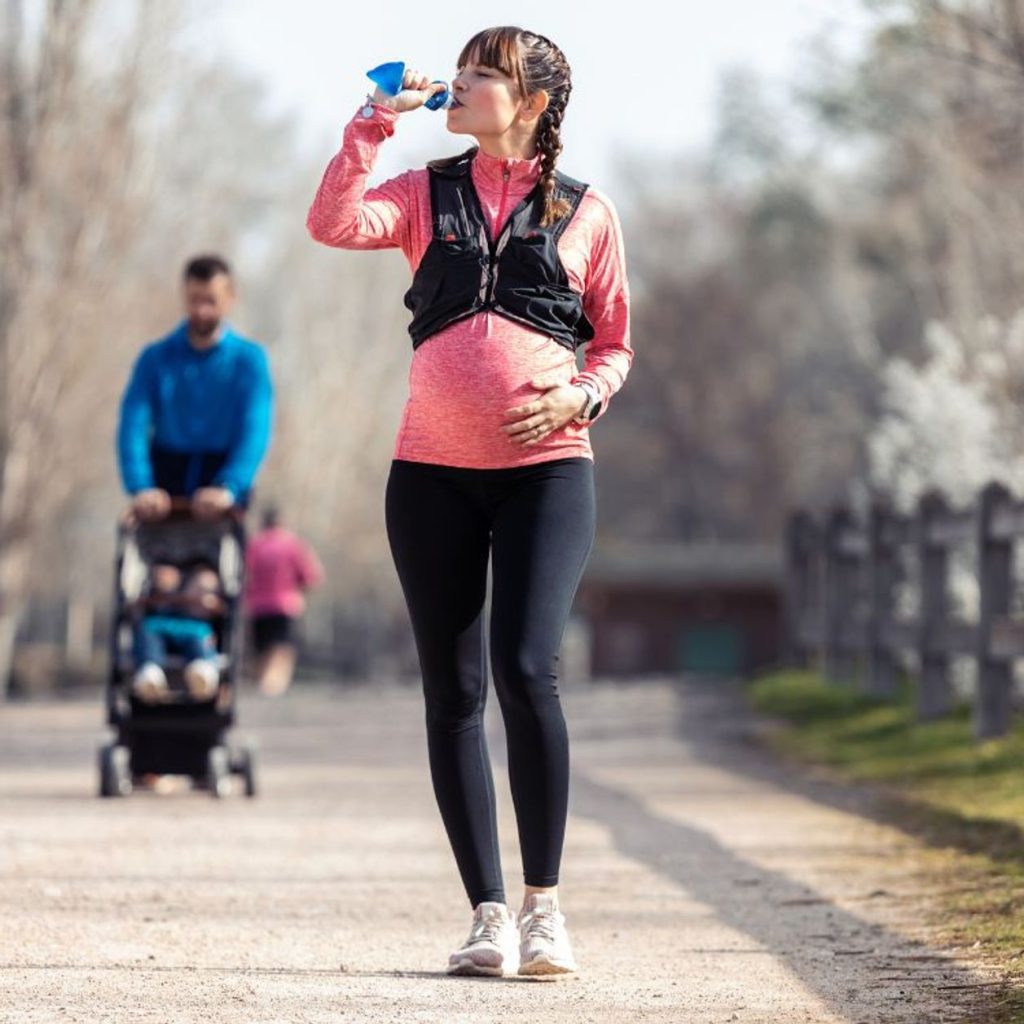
[385,457,596,907]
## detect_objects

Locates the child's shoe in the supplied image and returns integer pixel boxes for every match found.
[183,659,219,700]
[132,662,168,703]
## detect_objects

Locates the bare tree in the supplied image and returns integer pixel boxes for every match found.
[0,0,169,688]
[0,1,301,691]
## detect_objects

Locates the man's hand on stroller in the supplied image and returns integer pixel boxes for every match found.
[131,488,172,522]
[192,486,235,519]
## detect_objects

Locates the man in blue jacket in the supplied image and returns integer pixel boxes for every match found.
[117,255,274,520]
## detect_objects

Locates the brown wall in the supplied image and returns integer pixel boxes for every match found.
[577,584,782,677]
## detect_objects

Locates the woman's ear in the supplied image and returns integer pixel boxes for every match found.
[520,88,550,124]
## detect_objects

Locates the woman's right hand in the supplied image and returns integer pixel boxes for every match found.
[372,66,447,113]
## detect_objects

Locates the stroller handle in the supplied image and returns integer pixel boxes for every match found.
[168,497,246,523]
[120,495,245,528]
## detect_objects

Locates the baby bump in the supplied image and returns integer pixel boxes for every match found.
[407,317,579,430]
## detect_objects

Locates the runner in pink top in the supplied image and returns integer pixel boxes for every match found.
[307,26,633,979]
[306,55,631,471]
[245,524,323,618]
[244,506,323,695]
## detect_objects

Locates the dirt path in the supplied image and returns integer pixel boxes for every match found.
[0,677,1005,1023]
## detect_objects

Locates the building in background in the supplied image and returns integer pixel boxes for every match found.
[576,542,783,677]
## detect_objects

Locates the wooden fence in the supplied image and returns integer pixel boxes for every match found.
[785,480,1024,739]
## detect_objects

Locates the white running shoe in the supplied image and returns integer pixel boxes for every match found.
[517,893,579,977]
[183,659,219,700]
[132,662,168,703]
[447,901,520,977]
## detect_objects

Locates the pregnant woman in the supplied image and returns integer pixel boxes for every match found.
[307,25,632,978]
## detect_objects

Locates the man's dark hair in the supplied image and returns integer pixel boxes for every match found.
[184,254,232,283]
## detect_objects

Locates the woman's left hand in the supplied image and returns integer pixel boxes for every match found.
[503,378,588,446]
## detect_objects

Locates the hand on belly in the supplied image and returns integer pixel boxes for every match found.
[502,375,589,447]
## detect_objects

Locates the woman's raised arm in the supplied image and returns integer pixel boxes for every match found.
[306,101,414,251]
[307,69,446,252]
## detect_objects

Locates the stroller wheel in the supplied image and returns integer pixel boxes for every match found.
[98,743,132,798]
[206,745,232,799]
[231,746,258,798]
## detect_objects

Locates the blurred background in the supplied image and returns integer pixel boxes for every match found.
[3,0,1016,695]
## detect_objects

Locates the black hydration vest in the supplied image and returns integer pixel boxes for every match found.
[403,155,596,352]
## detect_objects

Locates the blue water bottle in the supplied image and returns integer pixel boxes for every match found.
[366,61,452,110]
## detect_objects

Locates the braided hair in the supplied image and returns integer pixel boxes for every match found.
[517,30,573,227]
[427,27,574,228]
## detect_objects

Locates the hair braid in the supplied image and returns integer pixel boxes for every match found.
[523,31,573,227]
[536,103,570,227]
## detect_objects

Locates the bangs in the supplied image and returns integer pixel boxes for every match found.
[457,27,526,93]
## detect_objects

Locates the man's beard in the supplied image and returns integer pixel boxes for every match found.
[189,318,219,338]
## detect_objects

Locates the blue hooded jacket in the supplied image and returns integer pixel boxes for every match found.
[117,321,274,501]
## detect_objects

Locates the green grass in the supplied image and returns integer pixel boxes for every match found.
[749,670,1024,824]
[748,669,1024,1012]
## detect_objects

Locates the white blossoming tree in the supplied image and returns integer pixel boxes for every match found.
[868,313,1024,694]
[869,315,1024,510]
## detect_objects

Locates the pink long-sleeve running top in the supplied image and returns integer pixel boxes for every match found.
[244,526,324,619]
[306,100,633,470]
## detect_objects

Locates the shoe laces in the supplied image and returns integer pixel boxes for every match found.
[521,906,559,943]
[469,907,507,945]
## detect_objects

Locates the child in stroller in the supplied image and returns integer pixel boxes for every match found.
[99,503,255,798]
[132,559,225,703]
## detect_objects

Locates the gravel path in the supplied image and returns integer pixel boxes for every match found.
[0,677,1002,1023]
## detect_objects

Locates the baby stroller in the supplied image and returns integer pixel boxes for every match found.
[98,500,256,798]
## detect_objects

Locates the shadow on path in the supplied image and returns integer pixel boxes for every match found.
[674,678,1024,869]
[566,677,1005,1024]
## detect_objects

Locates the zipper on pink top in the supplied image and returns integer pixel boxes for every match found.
[481,163,514,319]
[494,163,511,237]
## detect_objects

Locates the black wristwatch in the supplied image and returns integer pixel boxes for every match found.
[573,381,603,424]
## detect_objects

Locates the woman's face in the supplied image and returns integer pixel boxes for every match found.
[447,51,539,140]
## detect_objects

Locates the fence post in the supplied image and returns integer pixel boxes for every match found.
[866,500,898,698]
[824,505,858,685]
[917,490,953,720]
[975,481,1014,739]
